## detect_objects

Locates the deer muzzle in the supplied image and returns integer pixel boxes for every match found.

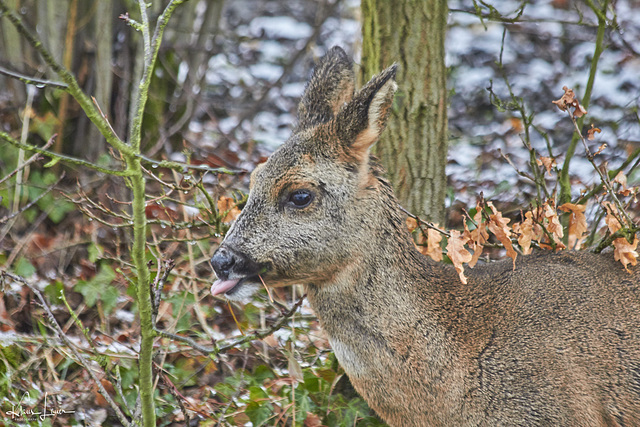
[210,245,261,296]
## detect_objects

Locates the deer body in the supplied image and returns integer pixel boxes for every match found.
[211,47,640,426]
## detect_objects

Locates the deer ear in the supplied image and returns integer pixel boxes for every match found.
[296,47,355,131]
[334,64,397,163]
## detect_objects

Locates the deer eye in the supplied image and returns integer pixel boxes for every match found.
[288,189,314,208]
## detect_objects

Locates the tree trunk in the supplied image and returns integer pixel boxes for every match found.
[360,0,448,224]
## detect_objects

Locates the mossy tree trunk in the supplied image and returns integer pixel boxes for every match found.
[361,0,448,224]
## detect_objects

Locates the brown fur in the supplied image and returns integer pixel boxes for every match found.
[211,47,640,426]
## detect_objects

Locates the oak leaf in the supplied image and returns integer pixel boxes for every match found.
[487,202,517,268]
[464,205,488,267]
[406,217,418,233]
[536,156,557,176]
[613,171,634,197]
[613,236,639,272]
[594,143,607,155]
[425,226,444,262]
[447,230,472,284]
[542,201,565,249]
[558,203,587,250]
[603,201,622,233]
[513,211,541,255]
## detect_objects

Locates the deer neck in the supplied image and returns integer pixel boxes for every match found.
[304,202,453,375]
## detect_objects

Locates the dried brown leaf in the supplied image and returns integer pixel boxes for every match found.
[406,217,418,233]
[552,86,587,117]
[613,236,639,272]
[587,124,601,140]
[594,143,607,155]
[552,86,574,112]
[446,230,472,284]
[487,202,517,268]
[513,212,535,255]
[613,171,634,197]
[217,196,241,223]
[558,203,587,250]
[465,207,488,267]
[573,103,587,118]
[543,201,564,248]
[536,156,557,176]
[603,201,622,234]
[426,226,444,262]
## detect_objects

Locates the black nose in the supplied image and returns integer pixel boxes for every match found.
[211,247,236,280]
[211,246,260,280]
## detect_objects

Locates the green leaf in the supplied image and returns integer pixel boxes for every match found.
[252,365,275,383]
[14,257,36,277]
[87,242,103,263]
[74,264,117,308]
[245,401,272,426]
[44,281,65,303]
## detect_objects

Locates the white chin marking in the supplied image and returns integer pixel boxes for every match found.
[225,281,261,302]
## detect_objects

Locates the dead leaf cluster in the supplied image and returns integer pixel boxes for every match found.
[552,86,587,118]
[409,194,637,284]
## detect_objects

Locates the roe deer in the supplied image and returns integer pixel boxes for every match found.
[210,46,640,426]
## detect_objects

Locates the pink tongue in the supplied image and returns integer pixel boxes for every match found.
[211,278,241,296]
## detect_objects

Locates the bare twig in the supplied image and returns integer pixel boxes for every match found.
[151,259,175,323]
[0,130,131,176]
[399,204,451,237]
[567,110,635,228]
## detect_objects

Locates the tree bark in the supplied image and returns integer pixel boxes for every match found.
[360,0,448,224]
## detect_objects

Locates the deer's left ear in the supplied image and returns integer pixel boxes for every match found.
[334,64,397,164]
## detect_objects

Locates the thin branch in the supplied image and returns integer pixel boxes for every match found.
[567,110,634,228]
[129,0,187,152]
[399,205,451,237]
[138,154,241,175]
[558,0,609,204]
[0,64,68,88]
[0,130,132,176]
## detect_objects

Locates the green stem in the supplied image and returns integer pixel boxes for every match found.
[0,131,132,176]
[128,157,156,427]
[129,0,187,152]
[127,3,186,426]
[558,0,608,204]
